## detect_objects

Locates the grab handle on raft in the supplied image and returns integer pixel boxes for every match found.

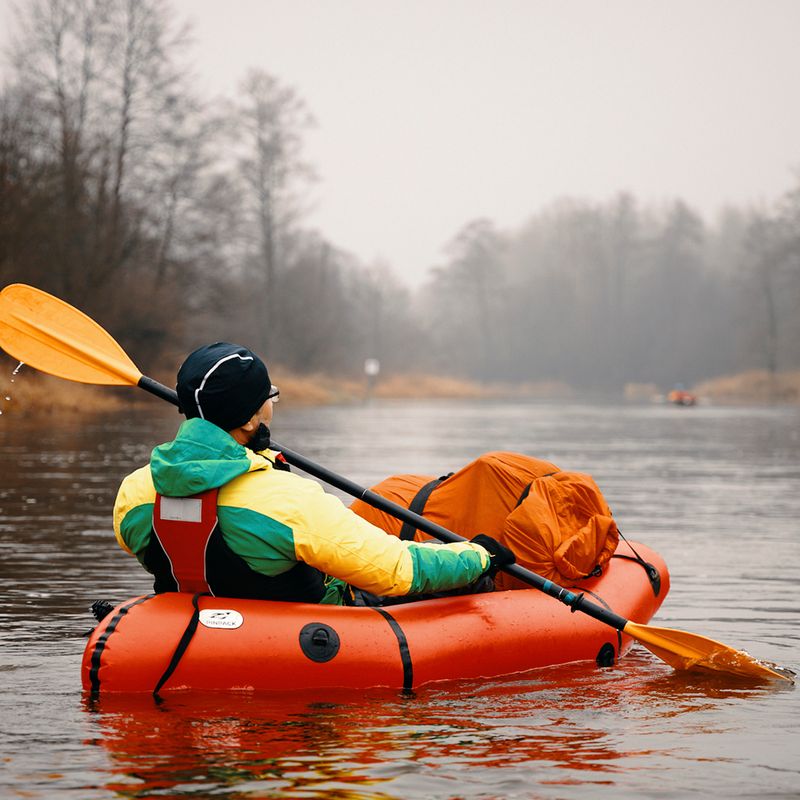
[0,282,793,683]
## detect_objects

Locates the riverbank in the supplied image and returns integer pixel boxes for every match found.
[691,369,800,404]
[1,365,798,416]
[0,367,574,416]
[625,369,800,405]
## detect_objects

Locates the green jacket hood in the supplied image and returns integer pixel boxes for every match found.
[150,417,264,496]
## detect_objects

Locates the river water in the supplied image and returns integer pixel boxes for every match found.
[0,397,798,799]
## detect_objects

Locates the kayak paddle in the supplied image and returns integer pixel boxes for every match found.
[0,283,793,683]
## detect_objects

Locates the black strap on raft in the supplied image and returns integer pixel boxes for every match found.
[514,473,558,508]
[515,482,532,507]
[88,594,155,695]
[398,473,453,541]
[153,592,208,698]
[611,530,662,596]
[372,606,414,692]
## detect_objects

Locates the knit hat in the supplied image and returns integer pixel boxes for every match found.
[176,342,272,431]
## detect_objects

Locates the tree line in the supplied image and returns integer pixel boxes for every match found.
[425,193,800,389]
[1,0,798,392]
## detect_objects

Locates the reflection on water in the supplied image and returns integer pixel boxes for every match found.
[1,399,798,798]
[81,656,792,800]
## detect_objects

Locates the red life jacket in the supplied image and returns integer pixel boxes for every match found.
[144,488,328,602]
[152,489,219,594]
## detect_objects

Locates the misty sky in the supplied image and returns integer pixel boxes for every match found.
[2,0,800,285]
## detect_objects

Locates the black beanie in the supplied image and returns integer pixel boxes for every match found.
[176,342,272,431]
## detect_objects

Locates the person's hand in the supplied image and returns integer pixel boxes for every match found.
[470,534,516,573]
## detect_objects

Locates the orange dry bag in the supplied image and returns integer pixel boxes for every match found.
[349,452,619,589]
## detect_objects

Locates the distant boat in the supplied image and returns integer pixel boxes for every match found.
[667,389,697,406]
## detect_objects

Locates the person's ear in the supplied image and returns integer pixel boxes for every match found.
[240,415,258,434]
[228,413,259,444]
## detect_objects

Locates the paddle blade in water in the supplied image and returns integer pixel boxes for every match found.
[0,284,141,386]
[625,621,794,682]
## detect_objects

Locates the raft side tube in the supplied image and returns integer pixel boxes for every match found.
[81,541,669,693]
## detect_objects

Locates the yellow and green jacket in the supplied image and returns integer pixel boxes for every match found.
[114,418,490,604]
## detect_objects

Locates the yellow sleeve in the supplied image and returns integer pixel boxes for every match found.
[113,466,156,557]
[239,471,490,595]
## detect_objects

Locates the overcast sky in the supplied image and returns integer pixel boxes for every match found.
[2,0,800,285]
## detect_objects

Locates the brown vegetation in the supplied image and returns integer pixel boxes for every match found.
[692,370,800,404]
[623,382,662,402]
[0,372,131,417]
[3,366,798,419]
[0,366,576,417]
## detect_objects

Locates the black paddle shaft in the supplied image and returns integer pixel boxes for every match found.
[135,374,630,632]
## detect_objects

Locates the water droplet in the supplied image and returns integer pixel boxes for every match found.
[12,362,24,375]
[4,396,9,401]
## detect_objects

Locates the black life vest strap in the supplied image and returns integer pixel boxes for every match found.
[153,592,209,697]
[399,473,453,541]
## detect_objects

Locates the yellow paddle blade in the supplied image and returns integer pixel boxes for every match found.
[625,620,794,682]
[0,284,142,386]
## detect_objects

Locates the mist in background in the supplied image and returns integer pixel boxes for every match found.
[1,0,798,391]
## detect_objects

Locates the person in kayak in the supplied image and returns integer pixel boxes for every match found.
[113,342,514,604]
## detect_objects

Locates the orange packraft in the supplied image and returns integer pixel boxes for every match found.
[349,452,619,590]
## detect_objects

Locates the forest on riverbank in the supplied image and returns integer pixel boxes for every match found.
[1,0,799,397]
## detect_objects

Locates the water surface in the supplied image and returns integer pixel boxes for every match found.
[1,398,797,798]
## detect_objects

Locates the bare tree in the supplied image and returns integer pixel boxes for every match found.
[7,0,103,297]
[1,0,230,366]
[740,183,800,387]
[425,219,507,380]
[228,69,316,353]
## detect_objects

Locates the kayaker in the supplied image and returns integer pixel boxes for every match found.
[113,342,515,604]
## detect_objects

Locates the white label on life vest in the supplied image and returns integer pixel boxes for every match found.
[199,609,243,630]
[160,497,203,523]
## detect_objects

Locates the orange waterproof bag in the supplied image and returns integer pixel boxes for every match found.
[350,452,619,590]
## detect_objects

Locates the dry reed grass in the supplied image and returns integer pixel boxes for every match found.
[0,371,131,417]
[372,373,489,399]
[4,364,796,418]
[692,370,800,404]
[623,382,662,401]
[371,374,573,400]
[0,366,573,416]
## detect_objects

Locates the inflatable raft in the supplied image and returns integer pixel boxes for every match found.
[82,540,669,694]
